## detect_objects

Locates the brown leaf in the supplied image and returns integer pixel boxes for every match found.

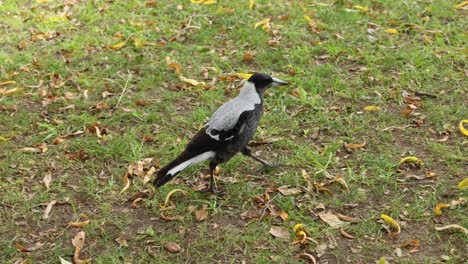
[142,135,156,142]
[160,211,184,221]
[278,186,303,196]
[68,220,90,228]
[164,242,182,253]
[135,99,149,106]
[269,226,290,240]
[68,149,89,161]
[53,137,65,145]
[336,213,359,223]
[194,204,209,222]
[294,253,317,264]
[403,97,422,107]
[119,172,131,195]
[42,200,57,219]
[318,211,349,229]
[268,204,289,221]
[72,231,86,249]
[400,107,414,117]
[340,228,355,239]
[243,52,255,62]
[344,142,366,149]
[115,237,128,247]
[15,242,31,252]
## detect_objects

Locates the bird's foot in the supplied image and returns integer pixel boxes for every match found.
[257,159,281,173]
[199,184,225,196]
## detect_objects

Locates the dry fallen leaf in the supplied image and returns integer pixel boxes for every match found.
[278,186,303,196]
[42,200,57,219]
[68,220,90,228]
[269,226,290,240]
[59,256,72,264]
[109,41,126,50]
[162,189,188,208]
[0,80,16,86]
[294,253,317,264]
[457,178,468,190]
[435,224,468,234]
[115,237,128,247]
[15,242,31,252]
[43,172,52,190]
[364,105,381,111]
[318,211,349,229]
[459,119,468,136]
[454,1,468,9]
[194,204,209,222]
[72,231,91,264]
[434,203,450,216]
[119,172,131,195]
[254,18,271,31]
[385,28,399,34]
[164,242,182,253]
[340,228,355,239]
[344,142,366,149]
[179,75,206,87]
[380,214,401,236]
[398,156,423,167]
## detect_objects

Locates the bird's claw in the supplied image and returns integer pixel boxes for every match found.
[199,185,225,196]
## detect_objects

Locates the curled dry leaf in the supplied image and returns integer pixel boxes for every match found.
[109,41,125,50]
[435,224,468,234]
[385,28,399,34]
[318,211,349,229]
[380,214,401,236]
[269,226,290,240]
[457,178,468,190]
[68,220,90,228]
[254,18,271,31]
[59,256,72,264]
[164,242,182,253]
[119,172,131,195]
[294,253,317,264]
[344,142,366,149]
[434,203,450,216]
[115,237,128,247]
[459,119,468,136]
[179,75,205,87]
[15,242,30,252]
[72,231,91,264]
[190,0,216,4]
[42,200,57,219]
[194,204,209,222]
[336,213,359,223]
[268,204,288,222]
[143,166,156,185]
[278,186,303,196]
[53,137,65,145]
[0,80,16,86]
[160,211,184,221]
[398,156,423,167]
[340,228,355,239]
[364,105,381,111]
[162,189,188,208]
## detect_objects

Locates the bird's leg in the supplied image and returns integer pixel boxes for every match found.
[199,161,224,195]
[241,147,278,169]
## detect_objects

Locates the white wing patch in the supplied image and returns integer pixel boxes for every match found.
[167,151,215,176]
[205,81,260,140]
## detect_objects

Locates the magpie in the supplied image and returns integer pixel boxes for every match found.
[154,73,288,194]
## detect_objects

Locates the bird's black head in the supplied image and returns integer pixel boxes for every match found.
[248,73,288,92]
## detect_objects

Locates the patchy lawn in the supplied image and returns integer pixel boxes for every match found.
[1,0,467,263]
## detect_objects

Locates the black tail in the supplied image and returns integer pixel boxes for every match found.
[154,151,193,188]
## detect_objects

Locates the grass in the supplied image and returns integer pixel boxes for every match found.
[1,0,467,263]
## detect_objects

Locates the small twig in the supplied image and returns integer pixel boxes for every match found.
[381,125,416,132]
[114,74,132,109]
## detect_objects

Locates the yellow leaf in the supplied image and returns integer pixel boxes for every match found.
[0,133,13,141]
[179,75,205,86]
[36,0,48,3]
[0,80,16,86]
[1,87,23,96]
[249,0,255,9]
[236,73,253,79]
[380,214,401,235]
[363,105,381,111]
[379,258,390,264]
[454,1,468,9]
[190,0,217,4]
[353,5,369,12]
[133,37,146,48]
[254,18,271,30]
[303,15,312,22]
[109,42,126,50]
[434,203,450,216]
[48,15,67,22]
[457,178,468,190]
[385,28,399,34]
[459,119,468,136]
[398,156,423,166]
[162,189,188,208]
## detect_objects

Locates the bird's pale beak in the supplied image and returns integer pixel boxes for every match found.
[271,77,289,86]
